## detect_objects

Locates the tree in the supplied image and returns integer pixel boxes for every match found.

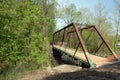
[57,3,81,25]
[0,0,56,73]
[93,2,112,34]
[113,0,120,51]
[79,7,93,24]
[36,0,56,41]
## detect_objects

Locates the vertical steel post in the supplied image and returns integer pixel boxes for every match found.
[61,29,65,46]
[73,23,94,68]
[52,33,55,47]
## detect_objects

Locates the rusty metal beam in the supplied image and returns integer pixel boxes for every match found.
[80,25,94,31]
[93,26,119,59]
[67,25,95,34]
[52,33,55,46]
[73,23,94,67]
[95,41,104,53]
[61,29,65,46]
[65,28,73,50]
[72,42,80,59]
[52,23,119,68]
[54,23,73,34]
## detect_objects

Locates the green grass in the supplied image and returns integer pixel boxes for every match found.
[0,68,23,80]
[0,64,39,80]
[0,60,52,80]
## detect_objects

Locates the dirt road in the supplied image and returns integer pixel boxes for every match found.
[19,62,120,80]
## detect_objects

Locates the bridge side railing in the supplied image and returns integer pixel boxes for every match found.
[52,23,94,67]
[52,23,119,68]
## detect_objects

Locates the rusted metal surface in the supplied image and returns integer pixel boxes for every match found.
[93,26,119,59]
[72,23,93,67]
[52,23,119,67]
[54,23,73,34]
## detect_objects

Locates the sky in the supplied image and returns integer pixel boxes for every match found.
[58,0,116,11]
[56,0,120,29]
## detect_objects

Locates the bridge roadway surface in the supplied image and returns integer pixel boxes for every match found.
[53,45,117,67]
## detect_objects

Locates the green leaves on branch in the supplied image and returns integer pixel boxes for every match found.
[0,0,56,73]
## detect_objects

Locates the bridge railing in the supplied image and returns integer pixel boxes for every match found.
[52,23,119,68]
[52,23,94,67]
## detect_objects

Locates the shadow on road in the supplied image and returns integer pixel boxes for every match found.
[44,62,120,80]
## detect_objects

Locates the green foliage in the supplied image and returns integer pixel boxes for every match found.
[81,29,115,57]
[0,0,56,78]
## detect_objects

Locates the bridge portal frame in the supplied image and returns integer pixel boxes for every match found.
[52,23,118,68]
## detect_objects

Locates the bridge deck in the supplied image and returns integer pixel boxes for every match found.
[53,45,117,67]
